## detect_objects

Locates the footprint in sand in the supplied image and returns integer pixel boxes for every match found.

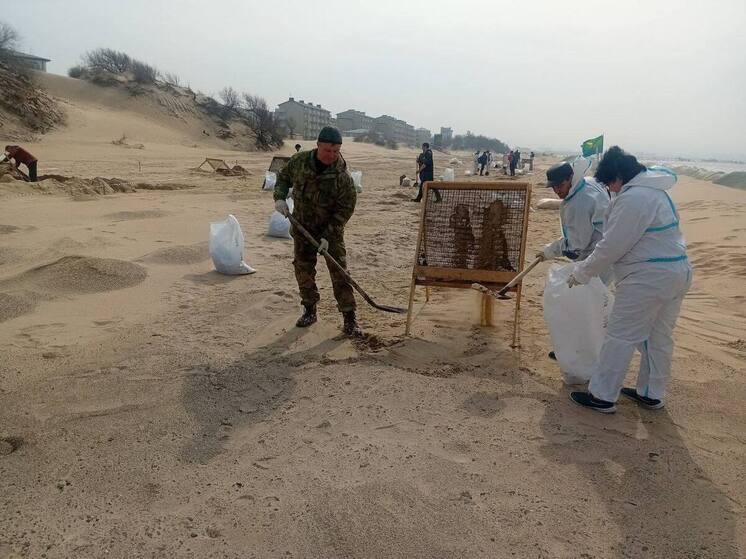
[104,210,167,221]
[138,243,210,265]
[0,224,21,234]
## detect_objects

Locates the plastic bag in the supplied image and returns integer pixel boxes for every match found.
[351,170,363,193]
[263,171,276,191]
[209,214,256,275]
[443,168,455,181]
[543,263,613,384]
[267,199,294,239]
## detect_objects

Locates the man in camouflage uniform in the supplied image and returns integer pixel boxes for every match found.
[273,126,361,336]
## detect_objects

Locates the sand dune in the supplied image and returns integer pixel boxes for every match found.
[0,78,744,557]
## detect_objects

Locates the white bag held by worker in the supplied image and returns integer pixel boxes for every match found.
[543,263,613,384]
[209,214,256,275]
[351,170,363,193]
[443,167,455,181]
[267,198,294,239]
[263,171,277,191]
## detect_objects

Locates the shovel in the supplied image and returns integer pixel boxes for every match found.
[472,256,543,300]
[287,214,406,314]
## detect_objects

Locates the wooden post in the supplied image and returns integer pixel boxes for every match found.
[512,283,522,347]
[405,184,429,336]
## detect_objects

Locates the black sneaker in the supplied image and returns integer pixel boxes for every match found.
[570,391,616,414]
[620,387,664,410]
[548,351,557,361]
[295,305,317,328]
[342,311,362,337]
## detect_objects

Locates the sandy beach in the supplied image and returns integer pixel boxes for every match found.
[1,73,745,558]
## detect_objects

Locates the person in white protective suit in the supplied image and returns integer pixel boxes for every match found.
[536,156,611,362]
[538,157,609,263]
[567,146,692,413]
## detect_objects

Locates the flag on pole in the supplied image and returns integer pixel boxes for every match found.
[581,135,604,157]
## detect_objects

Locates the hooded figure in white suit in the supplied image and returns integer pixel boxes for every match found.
[568,147,692,413]
[539,157,611,280]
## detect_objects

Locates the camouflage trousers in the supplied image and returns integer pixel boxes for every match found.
[292,228,356,312]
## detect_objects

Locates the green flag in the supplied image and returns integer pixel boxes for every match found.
[581,135,604,157]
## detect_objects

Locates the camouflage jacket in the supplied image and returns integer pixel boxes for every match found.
[274,149,356,237]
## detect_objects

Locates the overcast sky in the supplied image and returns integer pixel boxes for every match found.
[7,0,746,159]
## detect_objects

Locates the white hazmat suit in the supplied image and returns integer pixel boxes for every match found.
[572,166,691,403]
[543,157,611,264]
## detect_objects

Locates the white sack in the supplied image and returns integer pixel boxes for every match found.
[543,263,613,384]
[263,171,277,191]
[267,199,294,239]
[351,170,363,193]
[209,214,256,275]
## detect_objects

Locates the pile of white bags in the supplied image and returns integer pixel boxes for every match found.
[263,171,277,191]
[351,170,363,193]
[209,214,256,275]
[543,263,613,385]
[267,198,294,239]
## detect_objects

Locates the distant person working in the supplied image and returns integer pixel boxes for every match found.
[1,145,38,182]
[414,142,442,203]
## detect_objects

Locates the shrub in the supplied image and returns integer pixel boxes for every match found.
[68,65,84,78]
[83,48,132,74]
[131,60,158,84]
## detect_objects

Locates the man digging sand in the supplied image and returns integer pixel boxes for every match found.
[273,126,362,337]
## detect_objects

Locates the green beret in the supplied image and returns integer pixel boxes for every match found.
[317,126,343,144]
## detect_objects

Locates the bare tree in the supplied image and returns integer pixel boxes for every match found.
[0,21,20,53]
[218,86,240,116]
[83,48,132,74]
[242,93,285,150]
[163,72,181,86]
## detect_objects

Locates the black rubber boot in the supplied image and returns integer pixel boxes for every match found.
[295,305,317,328]
[342,311,362,337]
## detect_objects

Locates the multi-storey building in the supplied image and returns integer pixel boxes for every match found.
[373,115,417,146]
[440,127,453,144]
[416,128,432,145]
[336,109,373,133]
[275,97,332,140]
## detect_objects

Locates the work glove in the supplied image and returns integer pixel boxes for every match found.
[567,274,581,289]
[534,250,546,262]
[317,238,329,254]
[274,199,289,217]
